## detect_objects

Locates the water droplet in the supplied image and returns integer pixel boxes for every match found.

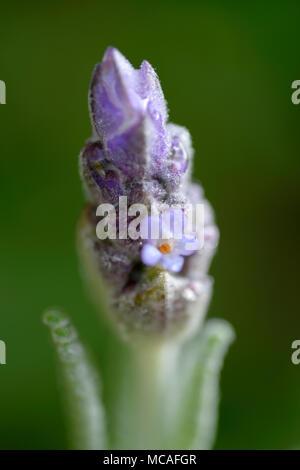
[171,139,188,173]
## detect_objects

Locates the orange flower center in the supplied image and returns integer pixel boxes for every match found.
[158,243,171,254]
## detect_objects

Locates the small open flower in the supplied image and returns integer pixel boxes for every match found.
[140,210,200,273]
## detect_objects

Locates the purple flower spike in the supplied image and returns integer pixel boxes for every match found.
[78,48,220,337]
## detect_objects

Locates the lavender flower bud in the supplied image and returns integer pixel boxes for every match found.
[78,47,219,339]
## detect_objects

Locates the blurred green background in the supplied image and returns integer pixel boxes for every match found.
[0,0,299,449]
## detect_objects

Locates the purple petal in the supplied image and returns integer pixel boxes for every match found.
[89,47,170,176]
[139,60,168,122]
[141,244,161,266]
[90,47,140,140]
[179,234,201,255]
[80,141,123,205]
[161,255,184,273]
[106,116,149,177]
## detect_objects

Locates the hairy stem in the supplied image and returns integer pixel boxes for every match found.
[132,339,180,449]
[43,309,107,450]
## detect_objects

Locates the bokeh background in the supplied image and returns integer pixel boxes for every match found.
[0,0,299,449]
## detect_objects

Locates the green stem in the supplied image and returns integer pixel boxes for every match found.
[133,340,179,449]
[43,309,107,450]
